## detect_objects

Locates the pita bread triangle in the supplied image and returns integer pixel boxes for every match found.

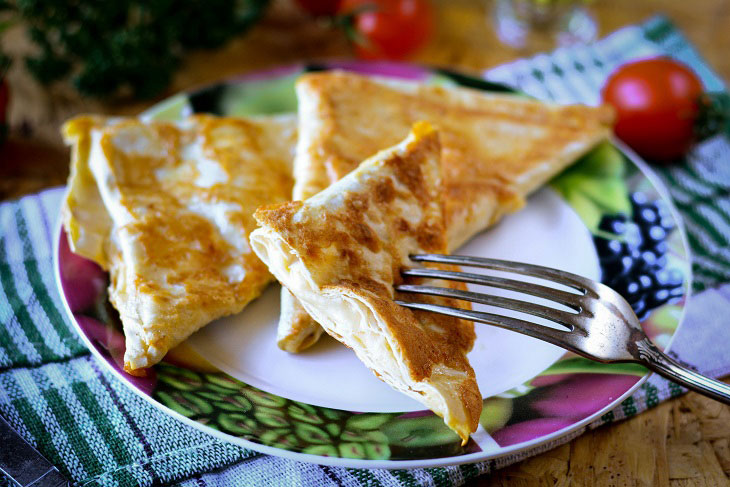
[251,122,481,442]
[277,70,614,353]
[62,114,297,372]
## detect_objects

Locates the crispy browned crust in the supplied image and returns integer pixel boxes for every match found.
[277,70,614,354]
[295,70,615,250]
[254,123,481,440]
[63,114,297,371]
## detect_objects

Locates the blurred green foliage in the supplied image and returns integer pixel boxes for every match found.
[696,92,730,141]
[0,0,268,98]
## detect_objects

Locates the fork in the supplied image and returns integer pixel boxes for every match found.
[395,254,730,405]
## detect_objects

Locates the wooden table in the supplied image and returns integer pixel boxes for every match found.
[1,1,729,485]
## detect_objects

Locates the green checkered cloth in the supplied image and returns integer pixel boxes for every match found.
[485,15,729,293]
[1,15,729,487]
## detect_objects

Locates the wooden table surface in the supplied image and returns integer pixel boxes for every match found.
[1,1,729,485]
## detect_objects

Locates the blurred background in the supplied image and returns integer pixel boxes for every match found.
[0,0,728,198]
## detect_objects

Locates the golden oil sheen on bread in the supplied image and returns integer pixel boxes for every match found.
[277,70,615,353]
[251,123,482,442]
[62,114,297,372]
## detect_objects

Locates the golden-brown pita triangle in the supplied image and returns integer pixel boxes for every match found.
[278,70,614,353]
[62,114,297,372]
[251,122,481,442]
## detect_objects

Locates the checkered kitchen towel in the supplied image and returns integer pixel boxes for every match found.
[1,15,729,487]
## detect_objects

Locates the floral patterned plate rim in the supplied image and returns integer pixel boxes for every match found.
[54,60,692,469]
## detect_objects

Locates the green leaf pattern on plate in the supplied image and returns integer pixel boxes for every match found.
[551,142,632,232]
[537,356,648,377]
[152,363,476,460]
[219,73,300,116]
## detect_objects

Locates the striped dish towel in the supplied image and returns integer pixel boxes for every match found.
[1,15,729,487]
[485,15,729,293]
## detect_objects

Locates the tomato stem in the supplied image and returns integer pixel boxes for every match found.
[332,3,379,48]
[696,92,730,141]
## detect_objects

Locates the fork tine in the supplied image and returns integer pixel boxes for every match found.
[395,300,575,350]
[396,284,577,330]
[401,268,583,310]
[410,254,595,293]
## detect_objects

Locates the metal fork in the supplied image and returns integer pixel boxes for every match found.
[396,254,730,405]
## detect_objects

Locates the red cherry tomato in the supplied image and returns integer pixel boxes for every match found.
[601,58,703,162]
[295,0,342,16]
[339,0,433,60]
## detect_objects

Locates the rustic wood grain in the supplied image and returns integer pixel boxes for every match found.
[1,1,729,485]
[471,383,730,486]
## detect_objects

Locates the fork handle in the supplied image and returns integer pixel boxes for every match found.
[635,338,730,405]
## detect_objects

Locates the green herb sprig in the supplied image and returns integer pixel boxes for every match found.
[1,0,268,99]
